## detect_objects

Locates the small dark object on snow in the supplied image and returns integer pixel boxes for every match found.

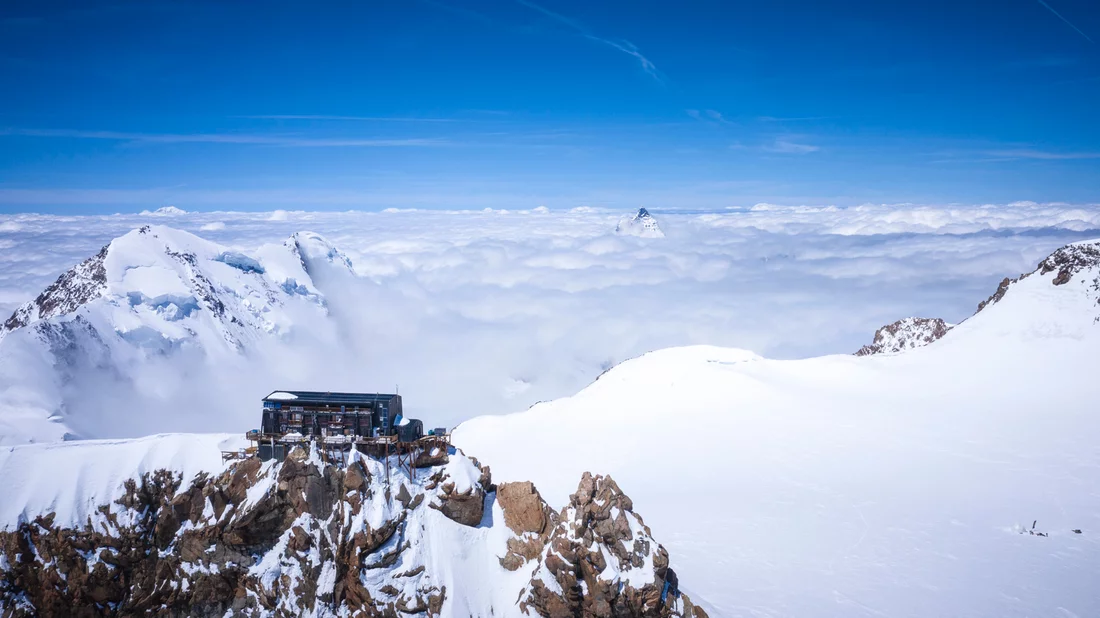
[1072,529,1082,534]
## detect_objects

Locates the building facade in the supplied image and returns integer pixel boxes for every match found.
[260,391,407,440]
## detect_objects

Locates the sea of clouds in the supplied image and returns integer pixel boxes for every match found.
[1,201,1099,435]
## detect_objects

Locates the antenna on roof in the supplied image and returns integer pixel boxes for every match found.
[396,384,399,395]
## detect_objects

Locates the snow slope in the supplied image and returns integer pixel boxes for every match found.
[0,226,349,445]
[454,240,1100,617]
[0,433,246,530]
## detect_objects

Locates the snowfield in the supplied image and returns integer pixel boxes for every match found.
[453,244,1100,617]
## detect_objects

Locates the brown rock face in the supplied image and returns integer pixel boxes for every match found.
[428,460,492,527]
[496,481,559,571]
[498,481,552,535]
[0,448,703,618]
[520,472,708,618]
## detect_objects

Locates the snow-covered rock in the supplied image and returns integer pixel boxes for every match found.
[854,316,953,355]
[855,239,1100,356]
[615,208,665,238]
[0,440,706,618]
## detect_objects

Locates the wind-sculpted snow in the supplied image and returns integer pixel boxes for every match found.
[454,240,1100,617]
[0,441,706,618]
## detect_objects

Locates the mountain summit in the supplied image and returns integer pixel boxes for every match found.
[615,208,664,238]
[855,238,1100,356]
[0,225,350,444]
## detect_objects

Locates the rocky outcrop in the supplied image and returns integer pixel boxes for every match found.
[861,240,1100,355]
[1038,241,1100,286]
[855,317,952,356]
[497,481,558,571]
[520,473,707,618]
[977,240,1100,314]
[1,245,108,337]
[428,459,491,527]
[0,447,702,618]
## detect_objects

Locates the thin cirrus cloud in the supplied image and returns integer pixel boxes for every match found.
[985,148,1100,160]
[0,127,450,147]
[512,0,663,83]
[240,115,463,123]
[1036,0,1094,43]
[686,109,733,125]
[765,138,820,154]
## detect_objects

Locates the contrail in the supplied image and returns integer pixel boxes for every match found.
[514,0,664,82]
[1037,0,1094,43]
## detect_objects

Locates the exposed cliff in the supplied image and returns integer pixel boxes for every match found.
[0,445,706,618]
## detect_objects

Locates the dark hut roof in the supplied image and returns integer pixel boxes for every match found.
[263,391,399,406]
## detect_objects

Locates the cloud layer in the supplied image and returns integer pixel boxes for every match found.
[1,202,1098,434]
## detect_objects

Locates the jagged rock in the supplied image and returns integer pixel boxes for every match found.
[1,246,108,336]
[396,483,413,509]
[497,481,558,571]
[434,483,485,527]
[1038,242,1100,286]
[498,481,551,535]
[343,459,369,492]
[976,276,1019,313]
[615,208,665,239]
[0,449,698,618]
[977,240,1100,314]
[520,472,705,618]
[855,317,952,356]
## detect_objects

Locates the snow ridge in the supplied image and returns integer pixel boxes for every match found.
[858,238,1100,355]
[0,225,351,444]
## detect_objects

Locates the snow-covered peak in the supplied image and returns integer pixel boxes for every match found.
[855,317,953,356]
[139,205,187,216]
[0,226,361,444]
[854,239,1100,357]
[615,208,665,238]
[1,225,336,347]
[287,231,355,275]
[976,239,1100,315]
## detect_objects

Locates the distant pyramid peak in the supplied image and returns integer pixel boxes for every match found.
[615,207,664,238]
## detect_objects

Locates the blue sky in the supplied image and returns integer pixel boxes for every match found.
[1,0,1098,213]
